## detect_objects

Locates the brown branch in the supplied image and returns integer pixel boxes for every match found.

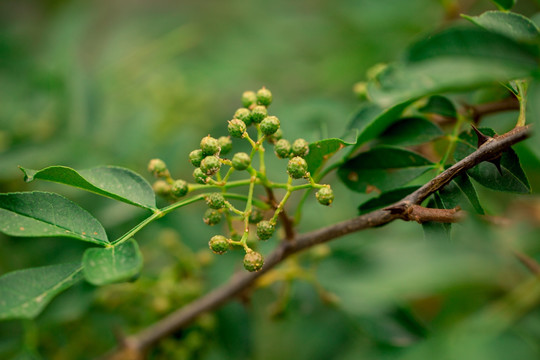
[264,186,295,241]
[103,124,531,359]
[514,250,540,276]
[386,204,465,223]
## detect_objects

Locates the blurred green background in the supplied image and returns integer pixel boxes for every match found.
[2,0,540,359]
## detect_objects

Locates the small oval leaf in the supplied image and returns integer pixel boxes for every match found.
[0,262,83,320]
[0,192,108,245]
[83,239,143,286]
[20,166,157,210]
[463,11,540,42]
[305,137,356,174]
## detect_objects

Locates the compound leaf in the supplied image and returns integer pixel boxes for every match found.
[0,262,83,320]
[20,166,156,210]
[0,192,108,245]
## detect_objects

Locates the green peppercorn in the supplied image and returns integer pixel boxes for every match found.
[153,180,171,197]
[148,158,168,177]
[316,187,334,206]
[256,87,272,106]
[234,108,252,126]
[206,193,225,209]
[250,105,267,124]
[232,152,251,170]
[193,168,209,184]
[200,136,220,156]
[266,128,283,144]
[200,155,221,176]
[209,235,229,254]
[189,149,204,167]
[217,136,232,155]
[228,119,247,138]
[274,139,291,159]
[242,91,257,108]
[260,116,280,136]
[203,209,221,226]
[248,208,264,224]
[243,251,264,272]
[287,156,308,179]
[256,220,275,240]
[292,138,309,157]
[171,179,188,198]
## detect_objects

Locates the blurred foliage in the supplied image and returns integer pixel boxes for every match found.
[1,0,540,359]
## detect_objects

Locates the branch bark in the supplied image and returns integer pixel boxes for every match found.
[103,124,531,359]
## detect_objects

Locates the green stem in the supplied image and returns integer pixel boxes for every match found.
[516,80,528,127]
[270,177,293,224]
[239,176,257,248]
[437,113,466,172]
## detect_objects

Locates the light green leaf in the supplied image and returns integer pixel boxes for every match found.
[0,192,108,245]
[377,117,444,146]
[358,186,420,215]
[0,262,83,320]
[368,27,538,107]
[454,128,530,193]
[305,137,356,174]
[338,147,434,193]
[20,165,156,210]
[463,11,540,42]
[83,239,143,286]
[489,0,516,11]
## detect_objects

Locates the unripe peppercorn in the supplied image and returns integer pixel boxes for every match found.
[274,139,291,159]
[256,87,272,106]
[153,180,171,197]
[200,136,220,156]
[250,105,267,124]
[260,116,280,136]
[316,187,334,206]
[234,108,252,126]
[209,235,229,254]
[218,136,232,155]
[243,251,264,272]
[266,128,283,144]
[242,91,257,108]
[193,168,209,184]
[256,220,275,240]
[248,208,264,224]
[292,138,309,157]
[148,158,168,177]
[206,193,225,209]
[232,152,251,170]
[228,119,246,138]
[287,156,308,179]
[171,179,188,198]
[189,149,204,167]
[200,155,221,176]
[203,209,221,226]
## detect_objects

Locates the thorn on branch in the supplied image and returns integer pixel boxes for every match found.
[471,124,503,175]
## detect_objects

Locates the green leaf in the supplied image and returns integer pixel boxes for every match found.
[368,27,538,107]
[418,95,457,118]
[20,166,156,210]
[358,186,420,215]
[377,117,444,146]
[347,101,413,147]
[489,0,516,10]
[82,239,143,286]
[422,196,452,242]
[0,192,108,245]
[305,137,356,174]
[463,11,540,42]
[0,262,83,320]
[454,128,530,193]
[451,172,485,214]
[526,78,540,160]
[338,147,434,193]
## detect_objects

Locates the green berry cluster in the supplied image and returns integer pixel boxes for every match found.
[147,88,334,272]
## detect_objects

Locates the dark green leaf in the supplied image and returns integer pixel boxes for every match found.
[489,0,516,10]
[20,166,156,210]
[454,128,530,193]
[82,239,143,285]
[305,137,356,174]
[422,196,452,241]
[526,78,540,160]
[463,11,540,42]
[418,95,457,118]
[0,262,83,320]
[368,27,538,107]
[338,147,434,193]
[358,186,420,215]
[0,192,108,245]
[377,117,444,146]
[452,173,485,214]
[347,101,412,147]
